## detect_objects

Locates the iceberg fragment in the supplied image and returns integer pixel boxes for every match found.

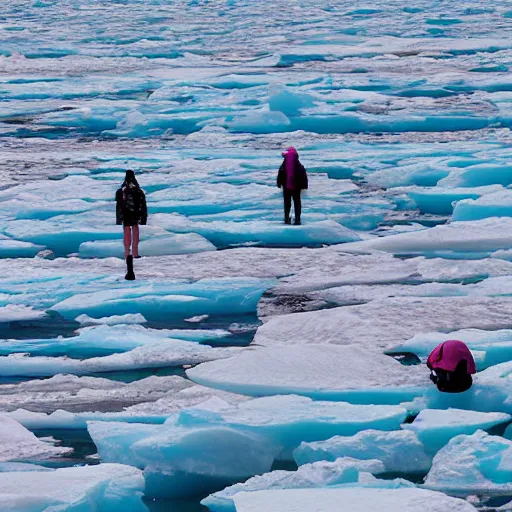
[202,458,382,512]
[88,420,279,499]
[79,233,216,258]
[187,344,426,403]
[0,340,240,377]
[51,277,275,320]
[178,395,409,459]
[424,430,512,495]
[343,218,512,258]
[0,463,147,512]
[232,487,477,512]
[403,409,511,454]
[294,430,430,473]
[0,414,71,461]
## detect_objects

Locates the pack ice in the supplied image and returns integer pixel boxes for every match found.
[424,431,512,495]
[0,464,147,512]
[87,396,407,498]
[231,488,477,512]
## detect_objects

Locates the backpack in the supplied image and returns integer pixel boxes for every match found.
[123,184,138,213]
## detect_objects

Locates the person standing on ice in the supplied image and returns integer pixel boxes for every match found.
[116,170,147,259]
[277,147,308,225]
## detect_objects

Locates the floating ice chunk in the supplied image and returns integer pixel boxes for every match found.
[453,190,512,222]
[294,430,430,473]
[10,409,96,430]
[309,282,469,306]
[229,110,291,133]
[343,218,512,257]
[0,324,231,358]
[51,277,274,320]
[0,374,203,415]
[405,185,503,215]
[88,421,280,499]
[232,487,477,512]
[0,239,46,258]
[0,463,147,512]
[151,215,360,248]
[0,462,53,472]
[76,313,147,326]
[6,377,247,428]
[403,409,511,454]
[0,305,47,323]
[179,395,408,459]
[3,219,121,256]
[253,297,512,352]
[367,161,451,189]
[0,196,104,221]
[424,430,512,495]
[269,86,315,117]
[79,233,216,258]
[187,345,427,403]
[185,315,209,323]
[202,458,380,512]
[390,328,512,370]
[0,340,240,377]
[0,415,71,461]
[438,163,512,188]
[0,176,113,202]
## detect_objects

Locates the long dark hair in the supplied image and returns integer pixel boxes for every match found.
[122,170,140,189]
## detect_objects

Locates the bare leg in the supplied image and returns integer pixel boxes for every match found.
[132,225,140,258]
[123,226,132,258]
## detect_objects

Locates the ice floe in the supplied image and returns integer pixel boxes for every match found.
[424,430,512,495]
[294,430,430,474]
[0,463,147,512]
[232,487,477,512]
[187,345,427,402]
[0,415,71,461]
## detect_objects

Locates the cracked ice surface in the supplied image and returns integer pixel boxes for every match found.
[3,0,512,509]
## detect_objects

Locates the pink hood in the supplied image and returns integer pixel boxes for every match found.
[427,340,476,374]
[282,146,298,158]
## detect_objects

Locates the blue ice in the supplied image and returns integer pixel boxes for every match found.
[0,463,148,512]
[424,430,512,495]
[293,430,431,474]
[202,458,381,512]
[88,420,280,499]
[0,324,230,358]
[50,277,275,321]
[79,233,215,258]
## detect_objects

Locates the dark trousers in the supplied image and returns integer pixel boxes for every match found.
[283,188,301,222]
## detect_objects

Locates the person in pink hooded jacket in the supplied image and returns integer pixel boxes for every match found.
[427,340,476,393]
[277,147,308,225]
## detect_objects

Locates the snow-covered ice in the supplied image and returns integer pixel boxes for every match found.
[187,344,427,402]
[424,431,512,495]
[294,430,431,474]
[178,395,409,459]
[403,409,511,454]
[202,458,383,512]
[0,415,71,461]
[232,488,477,512]
[88,420,280,499]
[0,339,240,377]
[3,0,512,509]
[0,463,147,512]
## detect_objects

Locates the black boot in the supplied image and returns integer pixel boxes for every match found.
[294,218,301,225]
[284,217,291,225]
[125,255,136,281]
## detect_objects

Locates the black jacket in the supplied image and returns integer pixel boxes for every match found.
[277,159,308,190]
[116,185,147,225]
